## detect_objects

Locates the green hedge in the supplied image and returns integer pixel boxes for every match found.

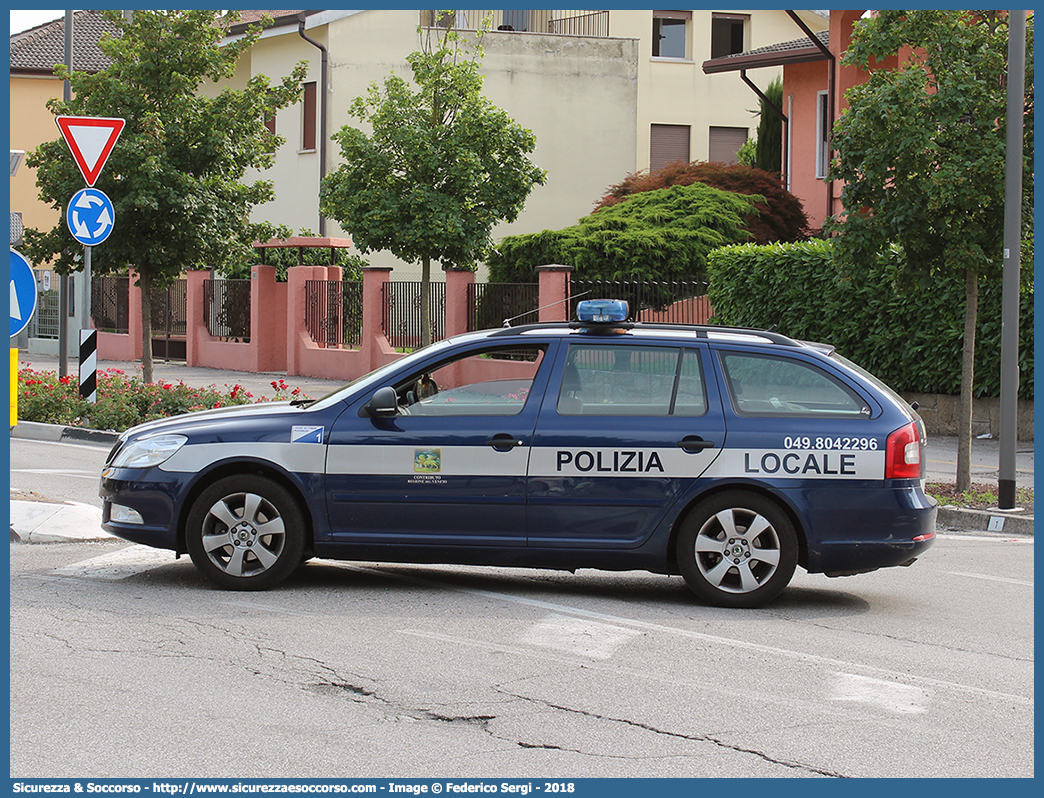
[707,241,1034,399]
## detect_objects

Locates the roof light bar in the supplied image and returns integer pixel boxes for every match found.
[576,299,629,324]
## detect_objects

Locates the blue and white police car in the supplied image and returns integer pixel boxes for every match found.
[100,299,936,608]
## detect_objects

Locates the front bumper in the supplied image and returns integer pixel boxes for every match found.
[99,468,185,552]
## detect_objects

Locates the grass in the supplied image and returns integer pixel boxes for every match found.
[926,482,1034,511]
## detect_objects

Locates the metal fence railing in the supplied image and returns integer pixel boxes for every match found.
[419,10,608,36]
[29,278,60,340]
[382,281,446,349]
[570,279,711,324]
[151,279,188,360]
[204,278,250,341]
[91,274,130,334]
[467,282,539,331]
[304,280,363,348]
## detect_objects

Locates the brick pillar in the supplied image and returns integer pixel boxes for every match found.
[184,270,207,367]
[444,267,475,338]
[536,264,573,322]
[361,266,393,371]
[250,264,286,371]
[286,265,326,376]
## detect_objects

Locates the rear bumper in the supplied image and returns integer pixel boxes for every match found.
[792,484,938,575]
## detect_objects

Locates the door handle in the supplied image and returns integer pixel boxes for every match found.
[677,436,715,453]
[486,434,524,452]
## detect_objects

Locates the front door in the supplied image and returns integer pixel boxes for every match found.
[325,342,554,547]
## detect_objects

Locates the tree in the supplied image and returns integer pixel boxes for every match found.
[829,10,1033,491]
[23,11,305,383]
[593,161,810,243]
[489,182,758,286]
[319,25,546,346]
[754,76,784,176]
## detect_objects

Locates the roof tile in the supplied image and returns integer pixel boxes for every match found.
[10,10,120,74]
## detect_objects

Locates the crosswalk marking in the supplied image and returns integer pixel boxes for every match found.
[52,545,177,580]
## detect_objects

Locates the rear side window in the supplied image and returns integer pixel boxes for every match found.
[557,345,707,417]
[719,351,868,418]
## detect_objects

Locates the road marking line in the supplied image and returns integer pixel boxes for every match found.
[518,614,640,660]
[52,545,175,580]
[335,562,1031,706]
[936,533,1033,543]
[944,570,1033,587]
[828,672,930,715]
[12,468,99,480]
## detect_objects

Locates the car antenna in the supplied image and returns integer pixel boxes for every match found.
[502,291,591,327]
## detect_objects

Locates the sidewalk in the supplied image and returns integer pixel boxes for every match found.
[10,353,1035,542]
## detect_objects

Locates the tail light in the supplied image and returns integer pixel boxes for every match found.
[886,421,923,479]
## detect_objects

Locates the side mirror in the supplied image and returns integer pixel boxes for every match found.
[365,386,399,418]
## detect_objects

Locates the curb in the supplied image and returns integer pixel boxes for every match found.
[9,500,114,544]
[936,505,1034,536]
[11,420,119,446]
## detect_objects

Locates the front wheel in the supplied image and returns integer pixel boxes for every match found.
[186,475,306,591]
[676,491,798,608]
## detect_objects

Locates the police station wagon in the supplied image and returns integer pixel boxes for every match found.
[99,299,937,608]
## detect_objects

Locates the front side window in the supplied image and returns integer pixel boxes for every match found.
[720,351,868,417]
[653,11,690,58]
[394,345,546,416]
[558,345,707,417]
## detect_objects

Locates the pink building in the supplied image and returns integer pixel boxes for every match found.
[702,9,909,230]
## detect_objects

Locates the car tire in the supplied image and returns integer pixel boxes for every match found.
[186,475,306,591]
[676,490,798,608]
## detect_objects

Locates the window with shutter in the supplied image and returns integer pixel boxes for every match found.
[650,124,691,172]
[708,126,748,164]
[302,82,317,151]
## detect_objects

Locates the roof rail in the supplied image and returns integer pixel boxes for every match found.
[485,319,800,346]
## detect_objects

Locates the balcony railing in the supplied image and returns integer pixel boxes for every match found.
[420,10,609,37]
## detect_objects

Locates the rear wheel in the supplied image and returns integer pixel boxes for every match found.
[186,475,305,590]
[676,490,797,608]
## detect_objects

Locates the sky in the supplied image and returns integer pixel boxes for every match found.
[9,9,66,35]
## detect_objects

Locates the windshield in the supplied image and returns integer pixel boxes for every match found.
[306,339,459,412]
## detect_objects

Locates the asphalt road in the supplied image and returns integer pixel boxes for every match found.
[8,437,1034,778]
[9,532,1034,778]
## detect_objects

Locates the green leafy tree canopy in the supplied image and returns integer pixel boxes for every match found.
[319,25,546,344]
[828,10,1033,490]
[24,10,306,381]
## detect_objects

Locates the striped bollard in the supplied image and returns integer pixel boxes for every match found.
[79,329,97,403]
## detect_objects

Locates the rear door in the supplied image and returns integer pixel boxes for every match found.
[527,340,726,548]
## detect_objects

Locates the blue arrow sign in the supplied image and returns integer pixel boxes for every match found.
[66,187,115,246]
[10,249,39,338]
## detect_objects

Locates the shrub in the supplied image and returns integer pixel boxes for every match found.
[16,368,311,432]
[488,182,758,284]
[707,241,1034,399]
[592,161,810,243]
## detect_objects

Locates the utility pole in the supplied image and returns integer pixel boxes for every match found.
[59,10,73,378]
[998,11,1026,509]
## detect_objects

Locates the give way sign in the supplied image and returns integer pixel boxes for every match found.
[56,116,125,186]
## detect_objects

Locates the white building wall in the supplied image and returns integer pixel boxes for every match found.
[222,9,825,278]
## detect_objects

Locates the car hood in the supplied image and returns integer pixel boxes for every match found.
[119,401,299,440]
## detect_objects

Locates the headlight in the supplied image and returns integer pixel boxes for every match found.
[110,434,188,469]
